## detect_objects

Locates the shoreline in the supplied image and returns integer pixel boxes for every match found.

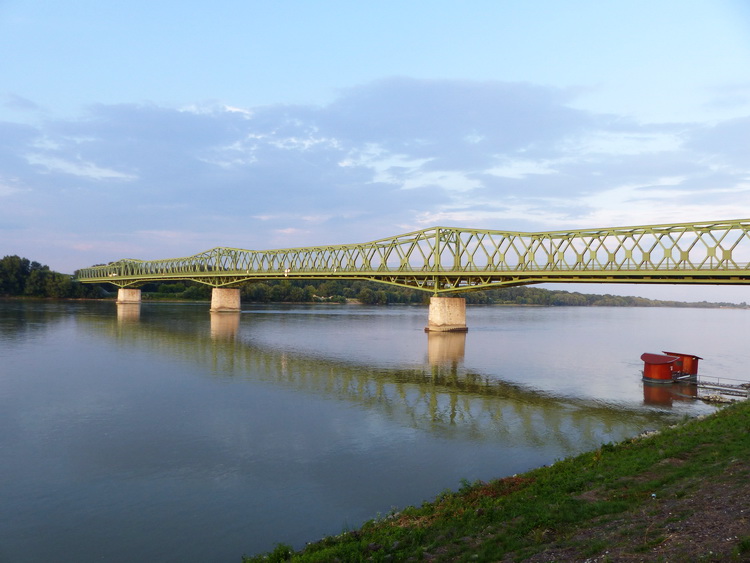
[244,400,750,561]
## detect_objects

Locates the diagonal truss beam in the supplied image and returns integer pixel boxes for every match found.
[75,218,750,293]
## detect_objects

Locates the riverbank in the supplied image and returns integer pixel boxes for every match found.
[244,399,750,561]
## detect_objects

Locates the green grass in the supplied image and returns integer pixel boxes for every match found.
[243,400,750,562]
[735,535,750,556]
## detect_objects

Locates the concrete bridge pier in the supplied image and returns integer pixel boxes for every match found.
[210,288,241,312]
[116,288,142,304]
[425,296,468,332]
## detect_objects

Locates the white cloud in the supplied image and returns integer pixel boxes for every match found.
[275,227,308,236]
[567,130,684,156]
[578,182,750,228]
[400,170,482,192]
[413,199,574,228]
[340,145,432,185]
[179,103,253,118]
[485,158,560,179]
[269,135,340,151]
[300,215,333,224]
[26,154,136,180]
[0,177,24,196]
[134,230,193,241]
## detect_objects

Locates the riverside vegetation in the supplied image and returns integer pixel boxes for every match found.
[244,400,750,562]
[0,255,105,298]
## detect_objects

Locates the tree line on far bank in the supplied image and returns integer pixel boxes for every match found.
[0,255,106,298]
[1,254,745,308]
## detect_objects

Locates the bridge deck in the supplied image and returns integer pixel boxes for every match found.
[75,218,750,293]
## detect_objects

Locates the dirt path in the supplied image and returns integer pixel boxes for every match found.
[518,458,750,562]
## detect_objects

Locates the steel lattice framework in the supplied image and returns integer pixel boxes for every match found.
[75,218,750,293]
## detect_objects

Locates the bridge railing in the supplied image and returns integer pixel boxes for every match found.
[75,219,750,291]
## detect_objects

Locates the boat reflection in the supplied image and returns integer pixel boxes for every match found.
[643,380,698,406]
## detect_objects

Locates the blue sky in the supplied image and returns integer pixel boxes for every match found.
[2,0,750,302]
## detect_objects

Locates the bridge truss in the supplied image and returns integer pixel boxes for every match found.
[75,219,750,294]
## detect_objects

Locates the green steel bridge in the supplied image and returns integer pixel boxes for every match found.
[76,218,750,293]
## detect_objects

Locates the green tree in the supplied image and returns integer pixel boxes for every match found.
[242,282,271,302]
[357,287,375,304]
[182,285,211,300]
[270,281,291,302]
[156,282,186,294]
[45,273,73,298]
[0,255,30,295]
[288,286,309,302]
[24,266,51,296]
[317,280,343,298]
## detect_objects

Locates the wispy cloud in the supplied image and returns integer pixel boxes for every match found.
[3,93,42,112]
[26,154,136,180]
[0,176,25,197]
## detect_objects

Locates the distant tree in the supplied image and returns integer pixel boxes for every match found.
[593,295,629,307]
[182,285,212,300]
[45,273,73,298]
[269,281,290,302]
[157,283,186,294]
[287,286,310,302]
[357,287,375,304]
[242,282,271,302]
[550,292,589,306]
[317,280,343,297]
[24,265,51,296]
[0,255,30,295]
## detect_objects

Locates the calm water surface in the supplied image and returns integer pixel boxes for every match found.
[1,300,741,562]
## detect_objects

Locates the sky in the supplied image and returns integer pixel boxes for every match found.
[2,0,750,302]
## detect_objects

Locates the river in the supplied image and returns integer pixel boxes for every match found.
[1,300,741,562]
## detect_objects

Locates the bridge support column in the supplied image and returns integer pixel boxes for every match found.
[210,287,241,312]
[425,296,468,332]
[116,288,141,304]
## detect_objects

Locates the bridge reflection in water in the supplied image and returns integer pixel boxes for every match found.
[116,303,141,323]
[106,305,678,453]
[210,311,240,340]
[427,331,466,367]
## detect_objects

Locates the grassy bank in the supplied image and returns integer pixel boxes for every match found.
[244,399,750,561]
